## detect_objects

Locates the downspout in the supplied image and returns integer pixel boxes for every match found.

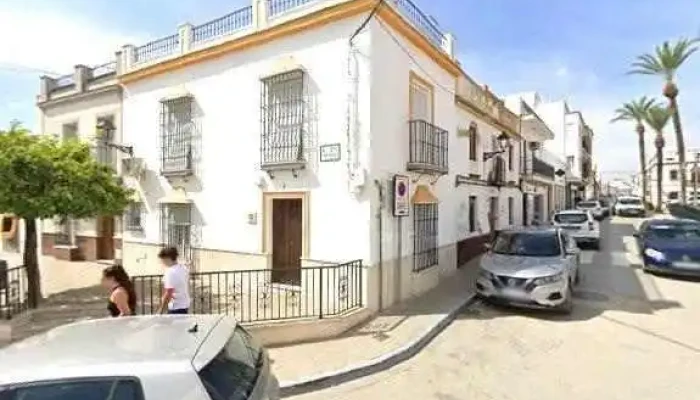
[374,179,384,311]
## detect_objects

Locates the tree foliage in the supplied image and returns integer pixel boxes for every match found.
[0,123,132,220]
[611,96,659,125]
[644,106,672,133]
[628,37,699,81]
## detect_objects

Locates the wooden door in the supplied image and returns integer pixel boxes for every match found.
[96,216,115,260]
[271,199,302,285]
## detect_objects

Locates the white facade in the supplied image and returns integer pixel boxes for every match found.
[116,0,524,310]
[646,147,700,206]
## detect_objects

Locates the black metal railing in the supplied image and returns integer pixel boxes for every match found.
[407,119,448,174]
[131,260,363,322]
[160,97,195,175]
[532,156,555,178]
[1,264,29,320]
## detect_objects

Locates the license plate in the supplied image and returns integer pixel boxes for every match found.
[563,226,580,230]
[502,288,528,299]
[674,261,700,269]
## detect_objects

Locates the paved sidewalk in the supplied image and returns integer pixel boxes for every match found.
[270,263,479,395]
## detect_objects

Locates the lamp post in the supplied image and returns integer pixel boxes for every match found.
[95,118,133,157]
[654,135,665,213]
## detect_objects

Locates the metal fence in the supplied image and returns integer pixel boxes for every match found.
[408,119,448,173]
[267,0,315,18]
[134,34,180,64]
[192,6,253,45]
[1,264,29,320]
[131,260,363,322]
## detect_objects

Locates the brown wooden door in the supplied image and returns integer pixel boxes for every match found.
[96,216,115,260]
[271,199,302,285]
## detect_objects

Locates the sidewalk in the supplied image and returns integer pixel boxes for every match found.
[271,263,479,395]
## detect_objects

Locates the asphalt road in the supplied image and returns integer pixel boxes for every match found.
[291,217,700,400]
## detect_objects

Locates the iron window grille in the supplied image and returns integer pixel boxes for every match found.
[508,197,514,226]
[407,120,449,174]
[160,204,193,263]
[468,123,478,161]
[468,196,477,233]
[62,123,78,142]
[95,115,115,168]
[507,145,514,171]
[670,170,678,181]
[260,69,306,169]
[160,96,194,176]
[125,203,144,232]
[413,203,439,272]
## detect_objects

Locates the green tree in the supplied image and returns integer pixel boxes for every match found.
[0,123,132,307]
[611,96,659,205]
[629,37,699,204]
[643,106,672,212]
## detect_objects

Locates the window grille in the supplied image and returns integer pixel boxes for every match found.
[468,196,477,233]
[413,203,438,272]
[260,69,306,167]
[468,123,478,161]
[160,97,194,175]
[62,123,78,141]
[508,197,514,226]
[125,203,143,231]
[95,115,115,168]
[669,170,678,181]
[160,204,192,262]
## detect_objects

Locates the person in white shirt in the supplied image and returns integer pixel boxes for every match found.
[156,247,191,315]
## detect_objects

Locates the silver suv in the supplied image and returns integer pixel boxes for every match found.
[0,315,279,400]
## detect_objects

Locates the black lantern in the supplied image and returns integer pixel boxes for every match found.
[96,119,133,157]
[483,132,511,161]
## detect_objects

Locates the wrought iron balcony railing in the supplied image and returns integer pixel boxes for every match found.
[407,120,448,175]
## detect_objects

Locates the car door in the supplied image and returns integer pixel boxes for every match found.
[635,220,649,254]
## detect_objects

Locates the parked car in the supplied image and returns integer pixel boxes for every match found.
[551,209,601,250]
[614,196,646,217]
[577,200,605,220]
[476,227,581,314]
[634,218,700,276]
[0,315,280,400]
[598,198,613,218]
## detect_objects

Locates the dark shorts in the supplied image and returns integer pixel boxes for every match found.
[168,308,189,315]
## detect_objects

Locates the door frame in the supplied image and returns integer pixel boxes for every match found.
[262,192,310,260]
[96,216,115,260]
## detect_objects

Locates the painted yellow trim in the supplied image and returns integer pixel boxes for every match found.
[408,71,435,123]
[455,96,521,139]
[120,0,461,84]
[261,191,310,259]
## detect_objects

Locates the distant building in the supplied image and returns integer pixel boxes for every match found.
[646,147,700,206]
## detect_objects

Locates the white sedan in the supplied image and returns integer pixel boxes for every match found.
[0,315,279,400]
[552,209,601,249]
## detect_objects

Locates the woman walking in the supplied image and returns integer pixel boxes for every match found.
[102,264,137,317]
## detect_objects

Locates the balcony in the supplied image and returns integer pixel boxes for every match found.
[38,62,118,103]
[407,120,448,175]
[532,157,555,179]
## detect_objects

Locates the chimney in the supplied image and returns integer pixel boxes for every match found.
[74,64,90,92]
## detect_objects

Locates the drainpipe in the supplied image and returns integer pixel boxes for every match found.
[374,179,384,311]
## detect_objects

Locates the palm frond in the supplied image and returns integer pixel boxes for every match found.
[644,105,671,132]
[611,96,659,124]
[630,38,699,80]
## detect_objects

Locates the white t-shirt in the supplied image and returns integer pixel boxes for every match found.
[163,264,191,311]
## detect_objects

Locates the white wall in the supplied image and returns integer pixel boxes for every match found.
[122,16,372,264]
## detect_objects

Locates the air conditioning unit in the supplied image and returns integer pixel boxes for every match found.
[122,157,146,179]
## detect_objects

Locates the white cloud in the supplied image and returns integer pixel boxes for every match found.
[0,5,144,75]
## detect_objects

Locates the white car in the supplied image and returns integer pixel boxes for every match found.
[614,196,646,218]
[552,209,601,249]
[0,315,280,400]
[576,200,605,220]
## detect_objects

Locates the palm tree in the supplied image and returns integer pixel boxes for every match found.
[611,96,659,205]
[629,37,700,204]
[644,106,671,212]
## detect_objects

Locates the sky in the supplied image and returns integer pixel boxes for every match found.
[0,0,698,178]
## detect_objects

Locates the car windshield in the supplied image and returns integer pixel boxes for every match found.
[554,213,588,224]
[646,222,700,240]
[492,231,561,257]
[198,326,262,400]
[599,199,609,206]
[619,198,642,205]
[578,201,598,208]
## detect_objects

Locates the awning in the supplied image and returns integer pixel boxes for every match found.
[160,85,194,102]
[411,185,439,204]
[157,187,192,204]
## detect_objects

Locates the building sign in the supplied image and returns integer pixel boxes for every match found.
[320,143,341,162]
[393,175,410,217]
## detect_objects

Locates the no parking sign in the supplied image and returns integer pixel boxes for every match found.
[393,175,410,217]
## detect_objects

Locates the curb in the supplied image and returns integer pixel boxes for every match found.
[279,293,477,398]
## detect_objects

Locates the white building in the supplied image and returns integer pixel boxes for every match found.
[517,94,595,206]
[113,0,524,310]
[646,147,700,206]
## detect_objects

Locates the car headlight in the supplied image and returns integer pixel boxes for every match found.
[644,248,666,262]
[533,272,564,285]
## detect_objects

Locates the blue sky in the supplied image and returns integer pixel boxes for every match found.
[1,0,698,176]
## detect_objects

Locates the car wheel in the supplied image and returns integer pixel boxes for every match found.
[559,284,573,314]
[593,240,601,251]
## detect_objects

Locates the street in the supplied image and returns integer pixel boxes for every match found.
[290,217,700,400]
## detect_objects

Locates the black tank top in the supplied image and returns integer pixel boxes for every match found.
[108,286,136,317]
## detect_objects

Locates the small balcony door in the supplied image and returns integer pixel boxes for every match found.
[410,75,433,123]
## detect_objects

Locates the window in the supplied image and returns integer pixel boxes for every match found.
[409,73,433,122]
[260,70,306,166]
[95,115,115,168]
[125,203,143,231]
[160,96,194,174]
[508,197,514,226]
[507,145,513,171]
[468,123,478,161]
[554,212,588,224]
[670,169,678,180]
[668,191,679,200]
[413,203,438,272]
[160,204,192,261]
[61,122,78,141]
[0,378,143,400]
[488,196,499,231]
[55,217,74,246]
[468,196,477,233]
[197,326,262,400]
